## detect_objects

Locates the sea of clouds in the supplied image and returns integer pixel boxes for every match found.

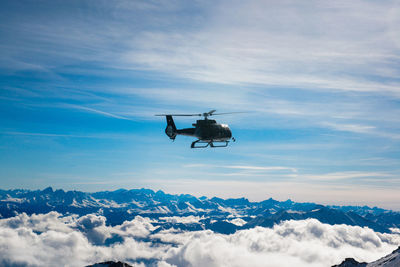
[1,212,399,267]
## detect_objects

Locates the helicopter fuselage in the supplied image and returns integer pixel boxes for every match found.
[176,119,232,142]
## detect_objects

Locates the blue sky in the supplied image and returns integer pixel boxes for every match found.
[1,0,400,209]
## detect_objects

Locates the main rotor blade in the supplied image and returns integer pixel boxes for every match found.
[155,111,249,117]
[155,114,201,116]
[210,112,249,116]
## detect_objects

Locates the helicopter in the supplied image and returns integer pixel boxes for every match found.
[155,110,238,148]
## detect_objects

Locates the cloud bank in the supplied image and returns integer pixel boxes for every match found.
[1,212,399,267]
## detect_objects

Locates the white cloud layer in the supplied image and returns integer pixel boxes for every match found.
[0,212,399,267]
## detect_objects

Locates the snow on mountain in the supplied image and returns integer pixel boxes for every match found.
[333,247,400,267]
[227,217,247,226]
[368,247,400,267]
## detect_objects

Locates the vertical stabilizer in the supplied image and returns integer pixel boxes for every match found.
[165,115,177,140]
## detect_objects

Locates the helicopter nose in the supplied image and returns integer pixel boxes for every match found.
[226,127,232,138]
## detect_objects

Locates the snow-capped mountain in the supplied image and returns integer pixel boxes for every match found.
[333,246,400,267]
[1,187,399,234]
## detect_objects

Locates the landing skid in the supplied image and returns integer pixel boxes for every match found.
[191,140,229,148]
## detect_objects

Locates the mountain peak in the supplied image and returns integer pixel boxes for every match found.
[332,257,367,267]
[155,190,165,195]
[42,187,53,194]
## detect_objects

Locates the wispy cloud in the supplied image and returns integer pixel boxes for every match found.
[322,122,376,134]
[323,122,400,139]
[3,0,400,96]
[225,165,298,173]
[123,1,400,95]
[1,131,133,139]
[183,164,298,173]
[61,104,133,121]
[303,171,394,181]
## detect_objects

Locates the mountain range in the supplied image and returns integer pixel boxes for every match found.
[1,187,399,234]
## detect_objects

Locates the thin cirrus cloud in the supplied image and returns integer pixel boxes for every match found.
[124,1,400,94]
[226,165,298,173]
[2,0,400,95]
[322,122,400,139]
[1,131,138,140]
[0,212,399,267]
[303,171,394,181]
[181,165,394,183]
[183,164,297,173]
[2,0,400,133]
[62,104,134,121]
